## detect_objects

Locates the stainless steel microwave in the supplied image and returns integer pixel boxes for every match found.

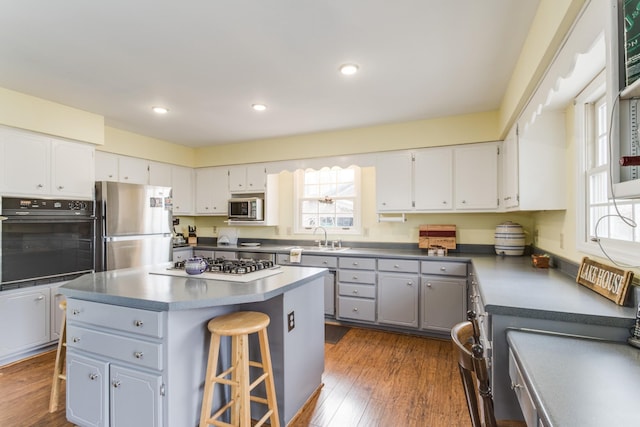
[228,197,263,221]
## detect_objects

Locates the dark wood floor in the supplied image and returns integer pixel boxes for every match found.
[0,327,469,427]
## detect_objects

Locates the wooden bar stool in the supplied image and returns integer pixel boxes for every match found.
[200,311,280,427]
[49,299,67,413]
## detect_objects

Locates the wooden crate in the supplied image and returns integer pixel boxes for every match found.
[419,225,456,250]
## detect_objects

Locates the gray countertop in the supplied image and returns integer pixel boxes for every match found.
[507,329,640,427]
[59,264,327,311]
[471,255,637,328]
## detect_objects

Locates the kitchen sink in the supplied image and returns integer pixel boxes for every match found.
[286,246,351,253]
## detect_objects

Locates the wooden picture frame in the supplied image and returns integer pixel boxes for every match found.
[576,257,634,306]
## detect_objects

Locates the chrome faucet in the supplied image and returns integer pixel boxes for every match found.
[313,226,328,247]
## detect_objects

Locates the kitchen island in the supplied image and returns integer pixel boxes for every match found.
[59,264,327,427]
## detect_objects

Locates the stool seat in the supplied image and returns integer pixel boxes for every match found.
[208,311,270,336]
[200,311,280,427]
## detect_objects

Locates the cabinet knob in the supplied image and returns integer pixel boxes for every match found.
[36,295,45,301]
[461,200,467,204]
[510,382,523,390]
[352,307,359,312]
[426,283,432,287]
[72,337,80,343]
[394,264,400,268]
[57,186,64,190]
[353,289,359,294]
[352,276,358,280]
[442,201,447,204]
[407,281,413,286]
[353,262,359,266]
[440,266,447,271]
[134,351,144,359]
[322,261,328,265]
[124,176,129,180]
[89,373,98,381]
[37,184,44,188]
[112,380,121,388]
[72,309,80,316]
[134,320,144,327]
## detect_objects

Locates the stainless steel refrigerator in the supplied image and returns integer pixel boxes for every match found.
[95,181,173,271]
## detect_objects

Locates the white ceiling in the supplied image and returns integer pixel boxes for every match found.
[0,0,540,147]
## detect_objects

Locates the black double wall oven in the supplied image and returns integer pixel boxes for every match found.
[0,197,95,291]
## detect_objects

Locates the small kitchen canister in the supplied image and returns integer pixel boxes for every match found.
[185,257,208,275]
[494,221,526,256]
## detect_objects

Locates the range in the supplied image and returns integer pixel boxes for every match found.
[174,257,276,274]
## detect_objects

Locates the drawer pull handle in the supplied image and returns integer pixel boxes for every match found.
[322,261,328,265]
[353,262,359,266]
[394,264,400,268]
[353,290,359,294]
[89,373,98,381]
[407,281,413,286]
[36,295,45,301]
[440,267,447,271]
[427,282,432,287]
[134,320,144,327]
[353,307,359,312]
[112,380,121,388]
[72,337,80,343]
[134,351,144,359]
[72,309,80,316]
[352,276,358,280]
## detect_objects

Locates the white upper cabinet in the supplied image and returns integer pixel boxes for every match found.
[454,142,499,210]
[196,167,229,215]
[51,139,95,198]
[229,164,266,193]
[118,156,149,184]
[414,147,453,210]
[95,151,119,181]
[375,151,413,211]
[148,161,172,187]
[0,127,94,199]
[171,165,194,215]
[505,112,566,211]
[1,128,51,196]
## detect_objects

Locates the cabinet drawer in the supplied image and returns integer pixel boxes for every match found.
[301,255,338,268]
[338,257,376,270]
[338,283,376,299]
[67,324,163,371]
[337,297,376,322]
[67,299,164,338]
[337,270,376,285]
[508,349,537,427]
[421,261,467,277]
[377,258,419,273]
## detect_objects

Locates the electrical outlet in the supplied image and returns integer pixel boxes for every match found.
[287,311,295,332]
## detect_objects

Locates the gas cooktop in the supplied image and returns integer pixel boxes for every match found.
[150,257,283,282]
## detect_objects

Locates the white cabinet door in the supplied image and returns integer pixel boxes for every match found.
[118,156,148,184]
[171,165,194,215]
[67,352,110,427]
[148,161,172,187]
[0,288,50,357]
[454,143,499,210]
[502,126,519,209]
[110,365,163,427]
[414,147,453,210]
[1,129,50,196]
[377,273,419,328]
[196,167,229,215]
[95,151,119,182]
[51,140,95,199]
[229,164,266,193]
[375,151,413,211]
[421,277,466,332]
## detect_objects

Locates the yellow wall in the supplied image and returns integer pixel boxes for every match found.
[100,127,195,167]
[499,0,586,137]
[0,87,104,144]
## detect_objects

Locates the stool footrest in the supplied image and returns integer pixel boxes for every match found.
[208,400,236,425]
[250,395,268,405]
[249,372,269,392]
[254,409,275,427]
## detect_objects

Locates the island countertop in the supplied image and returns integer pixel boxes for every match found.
[59,264,328,311]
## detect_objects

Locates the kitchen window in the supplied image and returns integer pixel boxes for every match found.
[576,71,640,266]
[293,166,361,235]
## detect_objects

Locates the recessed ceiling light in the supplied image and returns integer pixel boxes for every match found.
[252,103,267,111]
[152,106,169,114]
[339,63,359,76]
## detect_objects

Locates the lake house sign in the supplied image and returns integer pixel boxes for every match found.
[576,257,634,305]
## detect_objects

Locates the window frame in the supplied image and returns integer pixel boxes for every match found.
[293,166,362,236]
[575,71,640,266]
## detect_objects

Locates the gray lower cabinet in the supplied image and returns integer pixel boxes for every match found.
[377,273,419,327]
[66,298,165,427]
[420,276,466,332]
[337,257,376,323]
